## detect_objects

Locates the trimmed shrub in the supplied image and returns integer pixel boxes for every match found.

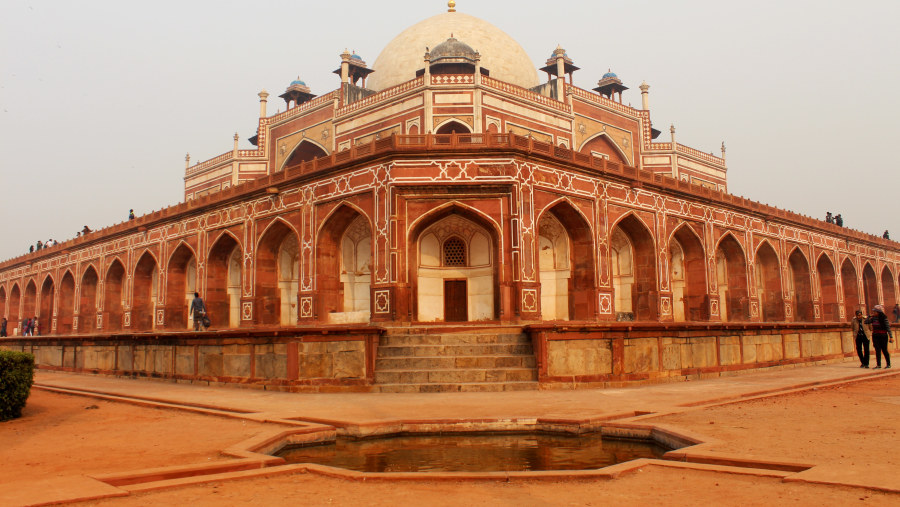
[0,350,35,421]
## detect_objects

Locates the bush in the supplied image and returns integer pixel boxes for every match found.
[0,350,35,421]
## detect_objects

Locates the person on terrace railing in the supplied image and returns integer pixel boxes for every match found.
[835,214,843,227]
[883,230,890,240]
[129,209,135,220]
[825,211,833,224]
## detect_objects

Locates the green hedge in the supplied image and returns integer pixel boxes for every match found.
[0,350,35,421]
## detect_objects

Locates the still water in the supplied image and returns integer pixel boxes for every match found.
[277,432,668,472]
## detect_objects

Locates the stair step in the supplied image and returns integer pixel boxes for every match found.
[376,343,533,357]
[376,355,536,370]
[375,381,540,393]
[374,367,537,384]
[379,333,530,346]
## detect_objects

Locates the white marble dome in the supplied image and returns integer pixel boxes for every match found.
[367,11,539,91]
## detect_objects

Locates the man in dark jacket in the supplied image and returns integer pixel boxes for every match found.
[189,292,207,331]
[867,305,893,368]
[851,310,871,368]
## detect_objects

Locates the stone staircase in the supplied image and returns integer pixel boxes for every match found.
[374,326,539,393]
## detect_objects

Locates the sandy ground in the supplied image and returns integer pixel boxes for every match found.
[3,375,900,506]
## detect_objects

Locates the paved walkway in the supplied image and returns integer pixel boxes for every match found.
[34,361,883,425]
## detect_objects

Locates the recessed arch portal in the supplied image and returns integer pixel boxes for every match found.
[410,206,499,322]
[435,120,472,135]
[282,140,328,172]
[317,206,373,324]
[610,214,657,321]
[578,133,627,165]
[256,220,299,325]
[841,259,861,318]
[133,252,159,330]
[788,249,814,322]
[165,243,197,329]
[0,286,6,323]
[80,266,99,334]
[537,201,596,321]
[39,276,54,332]
[862,263,878,312]
[104,259,126,332]
[9,284,21,330]
[715,234,749,321]
[816,253,839,321]
[755,242,784,321]
[23,280,37,325]
[881,266,896,315]
[208,233,243,328]
[57,271,76,334]
[670,225,708,322]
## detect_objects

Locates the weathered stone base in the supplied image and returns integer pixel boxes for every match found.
[528,322,892,388]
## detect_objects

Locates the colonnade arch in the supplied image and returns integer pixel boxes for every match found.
[881,267,897,314]
[165,243,197,330]
[8,285,21,329]
[57,271,76,334]
[39,276,53,331]
[714,234,749,321]
[670,225,707,322]
[0,287,6,326]
[282,140,329,171]
[207,233,243,328]
[255,219,299,326]
[862,263,878,312]
[841,259,861,317]
[317,206,373,324]
[755,242,784,321]
[23,281,37,326]
[788,248,814,322]
[80,266,99,334]
[132,252,159,330]
[816,253,840,321]
[537,201,596,321]
[104,259,126,332]
[610,214,657,321]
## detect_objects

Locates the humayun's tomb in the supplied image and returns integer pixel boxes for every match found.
[2,2,898,391]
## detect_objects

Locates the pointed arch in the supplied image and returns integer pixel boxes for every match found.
[788,247,814,322]
[578,132,629,165]
[208,231,244,328]
[57,270,77,334]
[9,284,22,329]
[0,285,6,323]
[882,266,897,317]
[670,223,708,322]
[409,203,500,322]
[715,232,749,321]
[840,258,861,318]
[816,252,839,321]
[282,139,329,172]
[80,265,100,334]
[610,213,657,321]
[133,251,159,330]
[39,276,54,331]
[104,259,126,332]
[755,241,784,321]
[23,279,37,326]
[165,242,197,330]
[536,199,597,321]
[316,204,373,323]
[435,120,472,135]
[255,218,300,325]
[862,262,878,312]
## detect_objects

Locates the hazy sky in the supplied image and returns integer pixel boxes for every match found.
[1,0,897,262]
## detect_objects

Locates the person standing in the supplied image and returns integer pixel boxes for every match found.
[852,310,871,368]
[867,305,893,369]
[0,317,7,337]
[893,304,900,323]
[32,316,39,336]
[189,292,207,331]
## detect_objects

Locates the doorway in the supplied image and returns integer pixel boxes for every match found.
[444,280,468,322]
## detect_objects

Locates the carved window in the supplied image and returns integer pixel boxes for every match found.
[442,237,467,267]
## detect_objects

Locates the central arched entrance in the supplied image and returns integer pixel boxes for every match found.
[411,207,498,322]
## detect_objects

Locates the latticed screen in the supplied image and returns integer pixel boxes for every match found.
[443,237,467,266]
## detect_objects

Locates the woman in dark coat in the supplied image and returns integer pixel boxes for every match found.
[867,305,893,368]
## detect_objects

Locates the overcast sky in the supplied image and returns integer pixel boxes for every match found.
[1,0,897,262]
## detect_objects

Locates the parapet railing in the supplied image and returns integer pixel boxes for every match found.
[3,132,896,268]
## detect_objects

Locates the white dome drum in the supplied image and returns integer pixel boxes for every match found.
[367,12,539,91]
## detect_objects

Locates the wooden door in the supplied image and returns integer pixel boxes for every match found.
[444,280,468,322]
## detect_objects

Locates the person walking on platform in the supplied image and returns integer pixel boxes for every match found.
[867,305,893,369]
[0,317,7,337]
[189,292,207,331]
[852,310,871,368]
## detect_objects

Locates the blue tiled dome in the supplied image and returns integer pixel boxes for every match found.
[351,53,363,61]
[290,78,307,87]
[602,70,618,79]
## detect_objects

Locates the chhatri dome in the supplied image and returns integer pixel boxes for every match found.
[367,5,539,91]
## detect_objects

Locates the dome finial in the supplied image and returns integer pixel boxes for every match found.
[448,1,456,12]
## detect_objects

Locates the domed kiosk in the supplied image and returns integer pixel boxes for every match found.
[367,10,539,91]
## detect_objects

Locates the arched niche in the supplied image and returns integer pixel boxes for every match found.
[816,254,840,321]
[715,234,749,321]
[166,244,197,330]
[133,252,159,330]
[283,140,328,172]
[0,286,6,323]
[435,120,472,135]
[23,280,37,325]
[39,276,54,331]
[578,133,627,165]
[610,215,657,321]
[881,266,897,315]
[8,284,21,330]
[318,209,372,324]
[537,201,596,321]
[840,259,861,318]
[755,242,784,321]
[255,220,299,325]
[788,249,814,322]
[670,225,708,322]
[862,263,878,312]
[208,233,242,328]
[412,208,498,322]
[80,266,99,334]
[57,271,76,334]
[104,260,126,332]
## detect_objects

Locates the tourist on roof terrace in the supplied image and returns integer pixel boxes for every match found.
[867,305,893,369]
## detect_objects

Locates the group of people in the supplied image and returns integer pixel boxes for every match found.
[852,305,894,369]
[10,316,41,337]
[29,239,58,253]
[825,212,844,226]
